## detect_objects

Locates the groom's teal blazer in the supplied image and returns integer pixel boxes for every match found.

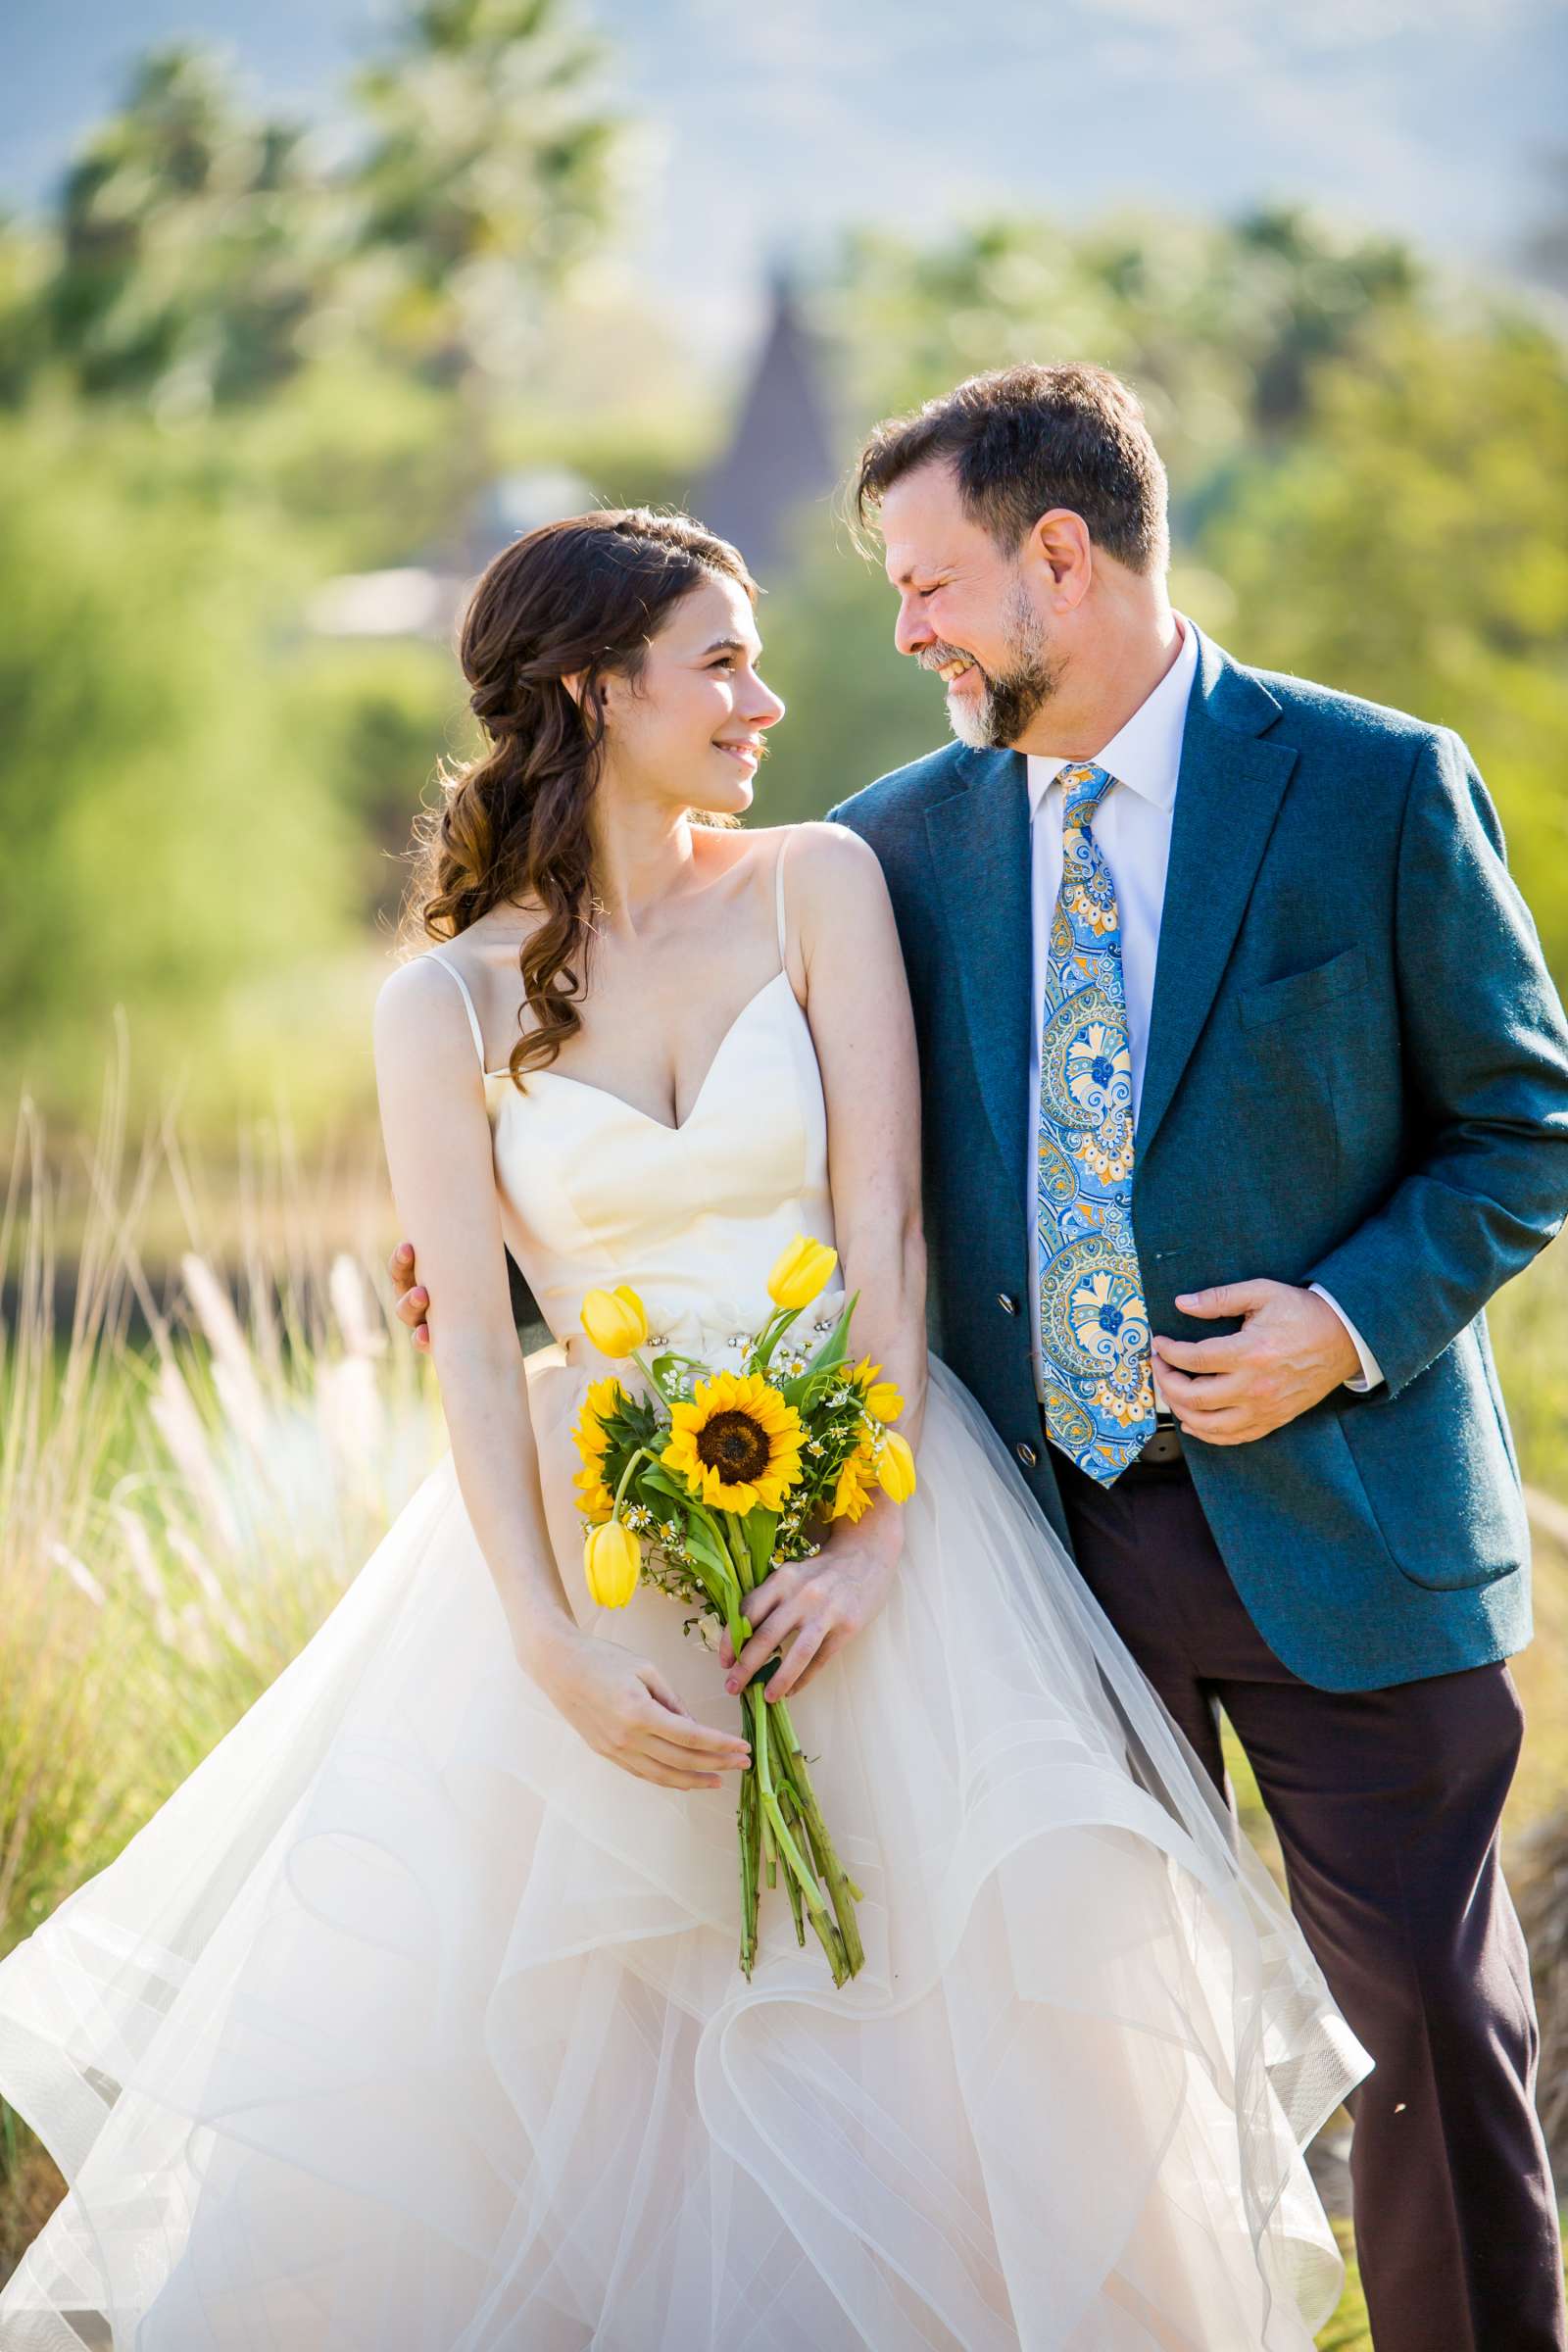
[828,623,1568,1691]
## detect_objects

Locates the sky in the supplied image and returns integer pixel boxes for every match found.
[4,0,1565,361]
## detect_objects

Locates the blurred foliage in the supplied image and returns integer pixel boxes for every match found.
[818,207,1425,485]
[1203,310,1568,965]
[0,398,362,1122]
[0,0,1562,1145]
[347,0,627,396]
[5,1,626,430]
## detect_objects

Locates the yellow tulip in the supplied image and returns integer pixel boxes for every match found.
[583,1519,641,1608]
[875,1432,917,1504]
[580,1284,649,1358]
[767,1234,838,1312]
[865,1380,904,1422]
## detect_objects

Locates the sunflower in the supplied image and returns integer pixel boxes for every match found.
[662,1371,805,1512]
[830,1434,878,1524]
[572,1462,616,1524]
[570,1376,627,1522]
[849,1354,904,1425]
[571,1376,626,1468]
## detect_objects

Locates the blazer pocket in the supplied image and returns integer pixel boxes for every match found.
[1238,945,1366,1030]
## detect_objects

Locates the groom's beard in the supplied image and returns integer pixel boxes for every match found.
[934,585,1062,751]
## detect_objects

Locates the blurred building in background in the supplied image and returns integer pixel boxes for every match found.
[696,270,842,577]
[305,273,840,645]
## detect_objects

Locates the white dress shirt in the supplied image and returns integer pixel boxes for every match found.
[1024,612,1383,1406]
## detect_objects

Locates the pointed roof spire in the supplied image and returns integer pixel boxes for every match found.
[697,270,840,579]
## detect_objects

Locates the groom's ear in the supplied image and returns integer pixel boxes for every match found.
[1027,509,1093,605]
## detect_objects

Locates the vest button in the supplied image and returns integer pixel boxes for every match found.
[1016,1441,1038,1468]
[997,1292,1018,1315]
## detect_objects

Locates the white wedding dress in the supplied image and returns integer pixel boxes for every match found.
[0,852,1369,2350]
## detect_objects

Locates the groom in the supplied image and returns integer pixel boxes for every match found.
[824,362,1568,2351]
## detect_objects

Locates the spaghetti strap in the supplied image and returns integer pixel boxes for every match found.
[774,833,790,971]
[422,948,488,1076]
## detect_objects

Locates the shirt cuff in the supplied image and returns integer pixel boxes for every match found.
[1309,1283,1385,1393]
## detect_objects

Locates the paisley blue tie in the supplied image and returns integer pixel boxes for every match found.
[1036,762,1157,1483]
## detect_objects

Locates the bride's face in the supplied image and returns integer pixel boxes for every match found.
[603,575,786,817]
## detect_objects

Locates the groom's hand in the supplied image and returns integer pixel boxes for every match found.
[388,1239,431,1351]
[1151,1280,1360,1446]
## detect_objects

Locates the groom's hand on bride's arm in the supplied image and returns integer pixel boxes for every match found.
[388,1239,431,1350]
[1151,1281,1361,1446]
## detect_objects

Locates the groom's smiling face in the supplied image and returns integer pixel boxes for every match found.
[879,459,1065,753]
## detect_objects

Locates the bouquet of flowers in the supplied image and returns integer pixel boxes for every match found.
[570,1235,915,1985]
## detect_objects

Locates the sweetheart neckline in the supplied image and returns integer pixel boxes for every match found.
[484,968,803,1135]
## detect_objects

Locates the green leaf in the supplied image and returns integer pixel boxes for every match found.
[800,1292,859,1379]
[744,1509,779,1582]
[639,1463,693,1506]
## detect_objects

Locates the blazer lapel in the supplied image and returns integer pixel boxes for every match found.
[1135,629,1299,1161]
[924,747,1033,1187]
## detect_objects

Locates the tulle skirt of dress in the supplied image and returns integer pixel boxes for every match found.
[0,1348,1368,2351]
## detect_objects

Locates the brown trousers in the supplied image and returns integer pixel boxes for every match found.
[1052,1443,1566,2352]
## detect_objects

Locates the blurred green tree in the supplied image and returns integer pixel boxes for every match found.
[346,0,625,396]
[820,205,1424,510]
[1201,310,1568,972]
[34,46,331,417]
[4,0,626,449]
[0,405,364,1124]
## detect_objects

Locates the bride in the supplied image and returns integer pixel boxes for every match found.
[0,506,1368,2349]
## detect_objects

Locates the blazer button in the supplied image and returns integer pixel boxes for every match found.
[1016,1441,1038,1468]
[997,1293,1018,1315]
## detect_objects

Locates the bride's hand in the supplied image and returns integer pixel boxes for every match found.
[531,1628,754,1791]
[718,1524,902,1704]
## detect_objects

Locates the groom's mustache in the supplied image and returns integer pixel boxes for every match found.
[919,642,984,677]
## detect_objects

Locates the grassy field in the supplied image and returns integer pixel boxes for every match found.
[2,1080,1565,2341]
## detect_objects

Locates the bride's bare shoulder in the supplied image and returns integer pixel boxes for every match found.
[772,820,892,923]
[373,914,544,1076]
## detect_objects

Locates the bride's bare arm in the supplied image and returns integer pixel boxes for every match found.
[722,823,928,1702]
[373,959,752,1792]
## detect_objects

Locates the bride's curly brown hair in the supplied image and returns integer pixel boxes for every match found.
[402,507,759,1085]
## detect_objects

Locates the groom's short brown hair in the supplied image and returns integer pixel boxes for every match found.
[853,363,1170,575]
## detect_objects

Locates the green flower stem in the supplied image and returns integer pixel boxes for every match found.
[771,1700,865,1974]
[692,1506,751,1660]
[749,1689,847,1983]
[776,1786,808,1947]
[612,1446,653,1518]
[749,1302,802,1373]
[738,1763,759,1977]
[629,1347,677,1404]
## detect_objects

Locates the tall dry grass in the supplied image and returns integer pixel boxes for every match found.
[0,1031,443,1966]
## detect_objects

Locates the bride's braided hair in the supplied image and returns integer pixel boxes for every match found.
[404,507,757,1085]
